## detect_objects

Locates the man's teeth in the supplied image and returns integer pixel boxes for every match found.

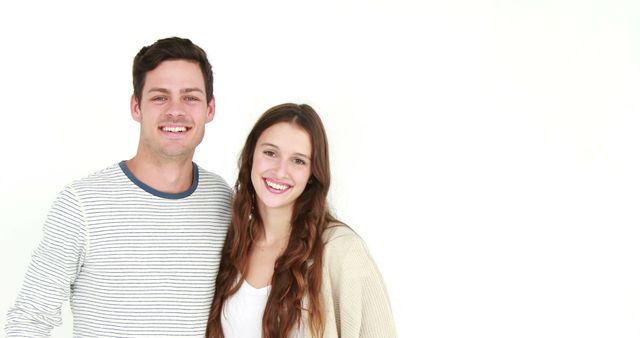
[266,180,288,191]
[163,126,187,133]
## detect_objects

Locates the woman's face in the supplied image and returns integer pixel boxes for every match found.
[251,122,312,215]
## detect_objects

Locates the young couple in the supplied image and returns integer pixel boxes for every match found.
[6,37,396,338]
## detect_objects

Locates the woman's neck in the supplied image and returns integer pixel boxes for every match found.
[258,205,292,245]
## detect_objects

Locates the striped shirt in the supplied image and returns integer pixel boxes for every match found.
[6,161,232,337]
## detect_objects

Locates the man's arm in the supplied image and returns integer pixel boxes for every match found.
[5,187,87,337]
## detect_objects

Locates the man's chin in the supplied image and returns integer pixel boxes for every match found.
[157,146,196,161]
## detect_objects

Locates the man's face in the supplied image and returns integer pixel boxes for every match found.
[131,59,214,161]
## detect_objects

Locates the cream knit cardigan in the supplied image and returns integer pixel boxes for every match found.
[302,225,397,337]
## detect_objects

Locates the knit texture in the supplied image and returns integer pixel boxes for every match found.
[305,226,397,338]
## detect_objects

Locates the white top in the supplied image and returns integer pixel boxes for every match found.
[222,280,304,338]
[222,280,270,338]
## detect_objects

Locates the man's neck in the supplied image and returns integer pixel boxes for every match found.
[126,156,194,194]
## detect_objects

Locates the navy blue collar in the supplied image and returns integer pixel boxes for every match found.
[119,160,199,199]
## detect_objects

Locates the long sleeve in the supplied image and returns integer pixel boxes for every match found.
[5,187,87,337]
[323,227,397,338]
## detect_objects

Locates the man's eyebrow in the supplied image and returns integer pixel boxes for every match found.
[146,87,204,94]
[146,87,170,94]
[181,88,204,94]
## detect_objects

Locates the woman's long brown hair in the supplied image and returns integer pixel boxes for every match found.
[207,103,337,338]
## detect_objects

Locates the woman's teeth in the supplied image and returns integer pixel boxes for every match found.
[266,180,288,191]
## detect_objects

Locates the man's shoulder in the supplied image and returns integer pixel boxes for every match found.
[69,162,123,186]
[59,162,131,196]
[195,165,231,191]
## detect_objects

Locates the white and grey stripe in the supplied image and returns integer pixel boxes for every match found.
[6,162,232,337]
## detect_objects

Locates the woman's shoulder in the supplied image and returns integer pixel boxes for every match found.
[322,223,370,259]
[322,223,359,244]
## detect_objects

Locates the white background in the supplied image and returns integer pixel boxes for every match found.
[1,0,640,337]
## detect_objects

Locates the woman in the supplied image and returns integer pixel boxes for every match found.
[207,103,396,338]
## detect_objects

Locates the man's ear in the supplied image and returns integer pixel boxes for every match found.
[131,94,142,122]
[206,95,216,123]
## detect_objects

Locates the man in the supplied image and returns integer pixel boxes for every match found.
[5,37,232,337]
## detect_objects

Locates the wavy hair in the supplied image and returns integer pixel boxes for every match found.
[207,103,337,337]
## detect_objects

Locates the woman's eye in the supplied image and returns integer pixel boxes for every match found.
[293,158,306,165]
[263,150,276,157]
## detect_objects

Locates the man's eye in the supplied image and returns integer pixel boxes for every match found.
[185,96,200,102]
[151,96,167,102]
